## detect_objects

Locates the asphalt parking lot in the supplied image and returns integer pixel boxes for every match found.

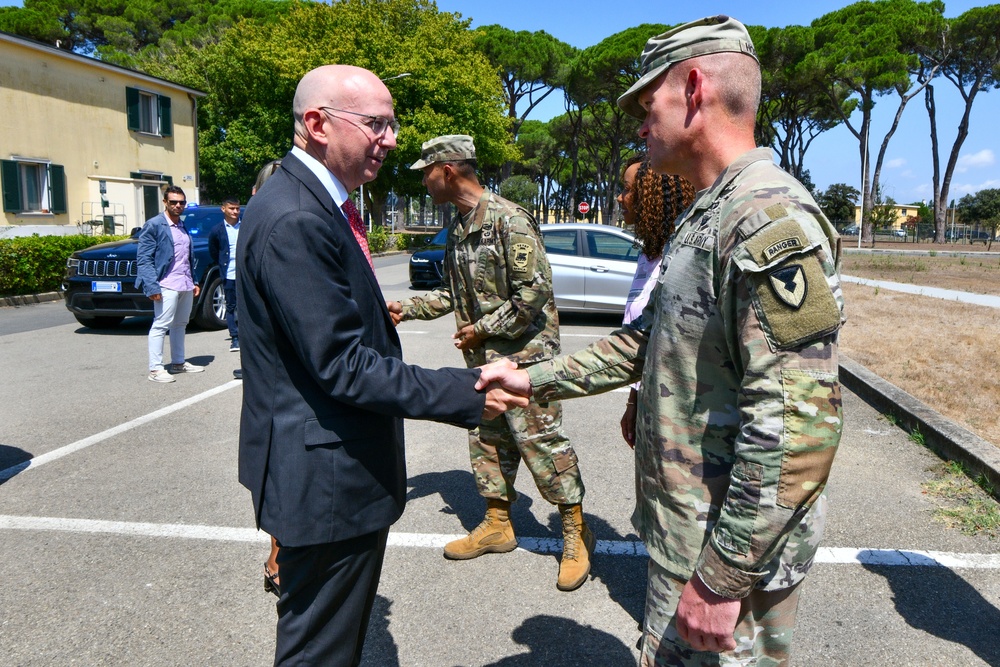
[1,253,998,666]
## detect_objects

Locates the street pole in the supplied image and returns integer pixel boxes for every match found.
[858,122,868,251]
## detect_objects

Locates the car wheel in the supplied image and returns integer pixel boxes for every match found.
[74,315,125,328]
[194,274,227,329]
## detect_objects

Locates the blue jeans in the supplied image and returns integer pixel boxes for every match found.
[224,279,238,339]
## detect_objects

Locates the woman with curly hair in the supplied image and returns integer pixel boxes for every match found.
[616,154,695,447]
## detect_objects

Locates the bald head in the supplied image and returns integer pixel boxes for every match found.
[290,64,398,192]
[293,65,389,143]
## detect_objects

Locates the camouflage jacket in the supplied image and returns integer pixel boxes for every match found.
[399,190,561,366]
[527,148,845,598]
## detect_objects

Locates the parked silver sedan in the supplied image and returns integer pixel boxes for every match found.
[540,223,639,314]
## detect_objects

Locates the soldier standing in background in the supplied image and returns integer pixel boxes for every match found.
[387,135,594,592]
[478,16,845,665]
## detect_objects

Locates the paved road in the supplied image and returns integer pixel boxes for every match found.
[0,255,997,666]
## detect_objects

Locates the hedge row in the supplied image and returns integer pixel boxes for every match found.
[0,228,431,297]
[0,234,125,297]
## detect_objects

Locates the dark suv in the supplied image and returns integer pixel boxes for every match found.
[62,206,228,329]
[408,227,449,288]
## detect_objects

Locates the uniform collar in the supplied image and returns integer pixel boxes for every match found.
[456,190,494,240]
[688,147,774,214]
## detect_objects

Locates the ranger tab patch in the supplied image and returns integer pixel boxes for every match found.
[763,237,803,261]
[768,264,807,309]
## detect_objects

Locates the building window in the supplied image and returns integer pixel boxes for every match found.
[126,87,172,137]
[1,160,67,214]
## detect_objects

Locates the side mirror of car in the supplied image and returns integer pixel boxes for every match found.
[130,227,141,238]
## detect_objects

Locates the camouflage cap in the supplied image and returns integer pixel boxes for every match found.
[617,15,758,120]
[409,134,476,170]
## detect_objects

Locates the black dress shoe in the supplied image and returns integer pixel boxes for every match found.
[233,369,243,380]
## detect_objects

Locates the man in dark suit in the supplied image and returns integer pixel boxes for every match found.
[207,196,241,352]
[237,64,527,667]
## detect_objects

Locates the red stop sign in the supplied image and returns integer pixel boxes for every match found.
[577,201,591,214]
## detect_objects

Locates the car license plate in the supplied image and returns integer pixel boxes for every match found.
[92,281,122,293]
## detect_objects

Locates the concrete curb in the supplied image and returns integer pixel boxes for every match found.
[1,291,62,308]
[840,355,1000,496]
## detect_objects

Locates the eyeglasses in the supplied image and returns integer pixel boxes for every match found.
[165,199,187,206]
[318,107,400,136]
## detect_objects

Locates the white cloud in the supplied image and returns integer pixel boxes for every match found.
[886,158,907,169]
[956,149,995,173]
[948,179,1000,198]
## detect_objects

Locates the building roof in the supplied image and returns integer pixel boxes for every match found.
[0,30,207,97]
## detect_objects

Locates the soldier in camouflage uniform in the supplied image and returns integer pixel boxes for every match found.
[478,17,845,665]
[386,135,594,592]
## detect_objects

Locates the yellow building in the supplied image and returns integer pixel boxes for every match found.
[853,203,921,229]
[1,31,205,237]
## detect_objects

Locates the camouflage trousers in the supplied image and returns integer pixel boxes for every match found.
[640,559,802,667]
[469,397,584,505]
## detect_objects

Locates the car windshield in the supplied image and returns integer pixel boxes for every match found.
[180,208,229,237]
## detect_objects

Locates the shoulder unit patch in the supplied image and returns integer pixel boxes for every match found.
[768,264,807,309]
[510,239,535,274]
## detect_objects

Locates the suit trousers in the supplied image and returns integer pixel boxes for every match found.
[223,278,238,339]
[273,527,390,667]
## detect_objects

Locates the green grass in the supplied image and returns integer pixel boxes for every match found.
[923,460,1000,538]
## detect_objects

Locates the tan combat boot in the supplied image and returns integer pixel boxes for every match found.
[443,499,518,560]
[556,503,596,591]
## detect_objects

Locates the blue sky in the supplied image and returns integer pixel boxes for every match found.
[434,0,999,204]
[3,0,996,203]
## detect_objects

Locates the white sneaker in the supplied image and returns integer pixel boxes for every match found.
[148,369,175,383]
[170,362,205,374]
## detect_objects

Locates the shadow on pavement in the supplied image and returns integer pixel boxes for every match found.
[406,469,549,537]
[862,562,1000,665]
[0,444,33,484]
[473,614,635,666]
[360,595,400,667]
[407,470,647,626]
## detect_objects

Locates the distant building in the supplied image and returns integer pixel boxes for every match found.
[853,203,922,229]
[0,31,206,238]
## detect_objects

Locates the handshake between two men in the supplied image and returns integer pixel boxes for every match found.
[476,359,533,421]
[386,300,533,422]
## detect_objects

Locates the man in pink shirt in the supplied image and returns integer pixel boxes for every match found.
[135,186,205,383]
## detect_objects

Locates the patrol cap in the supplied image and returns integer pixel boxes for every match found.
[409,134,476,170]
[617,15,758,120]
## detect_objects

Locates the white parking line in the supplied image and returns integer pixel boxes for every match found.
[0,381,242,482]
[1,515,997,569]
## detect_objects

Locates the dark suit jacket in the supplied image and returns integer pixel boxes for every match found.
[237,152,486,548]
[207,220,234,279]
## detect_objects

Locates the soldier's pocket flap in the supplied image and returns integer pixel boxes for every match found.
[731,217,823,273]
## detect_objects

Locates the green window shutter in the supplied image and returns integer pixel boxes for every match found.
[49,164,67,214]
[158,95,172,137]
[163,175,173,185]
[1,160,23,213]
[126,87,140,131]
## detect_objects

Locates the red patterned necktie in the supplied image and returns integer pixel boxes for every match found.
[341,198,374,271]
